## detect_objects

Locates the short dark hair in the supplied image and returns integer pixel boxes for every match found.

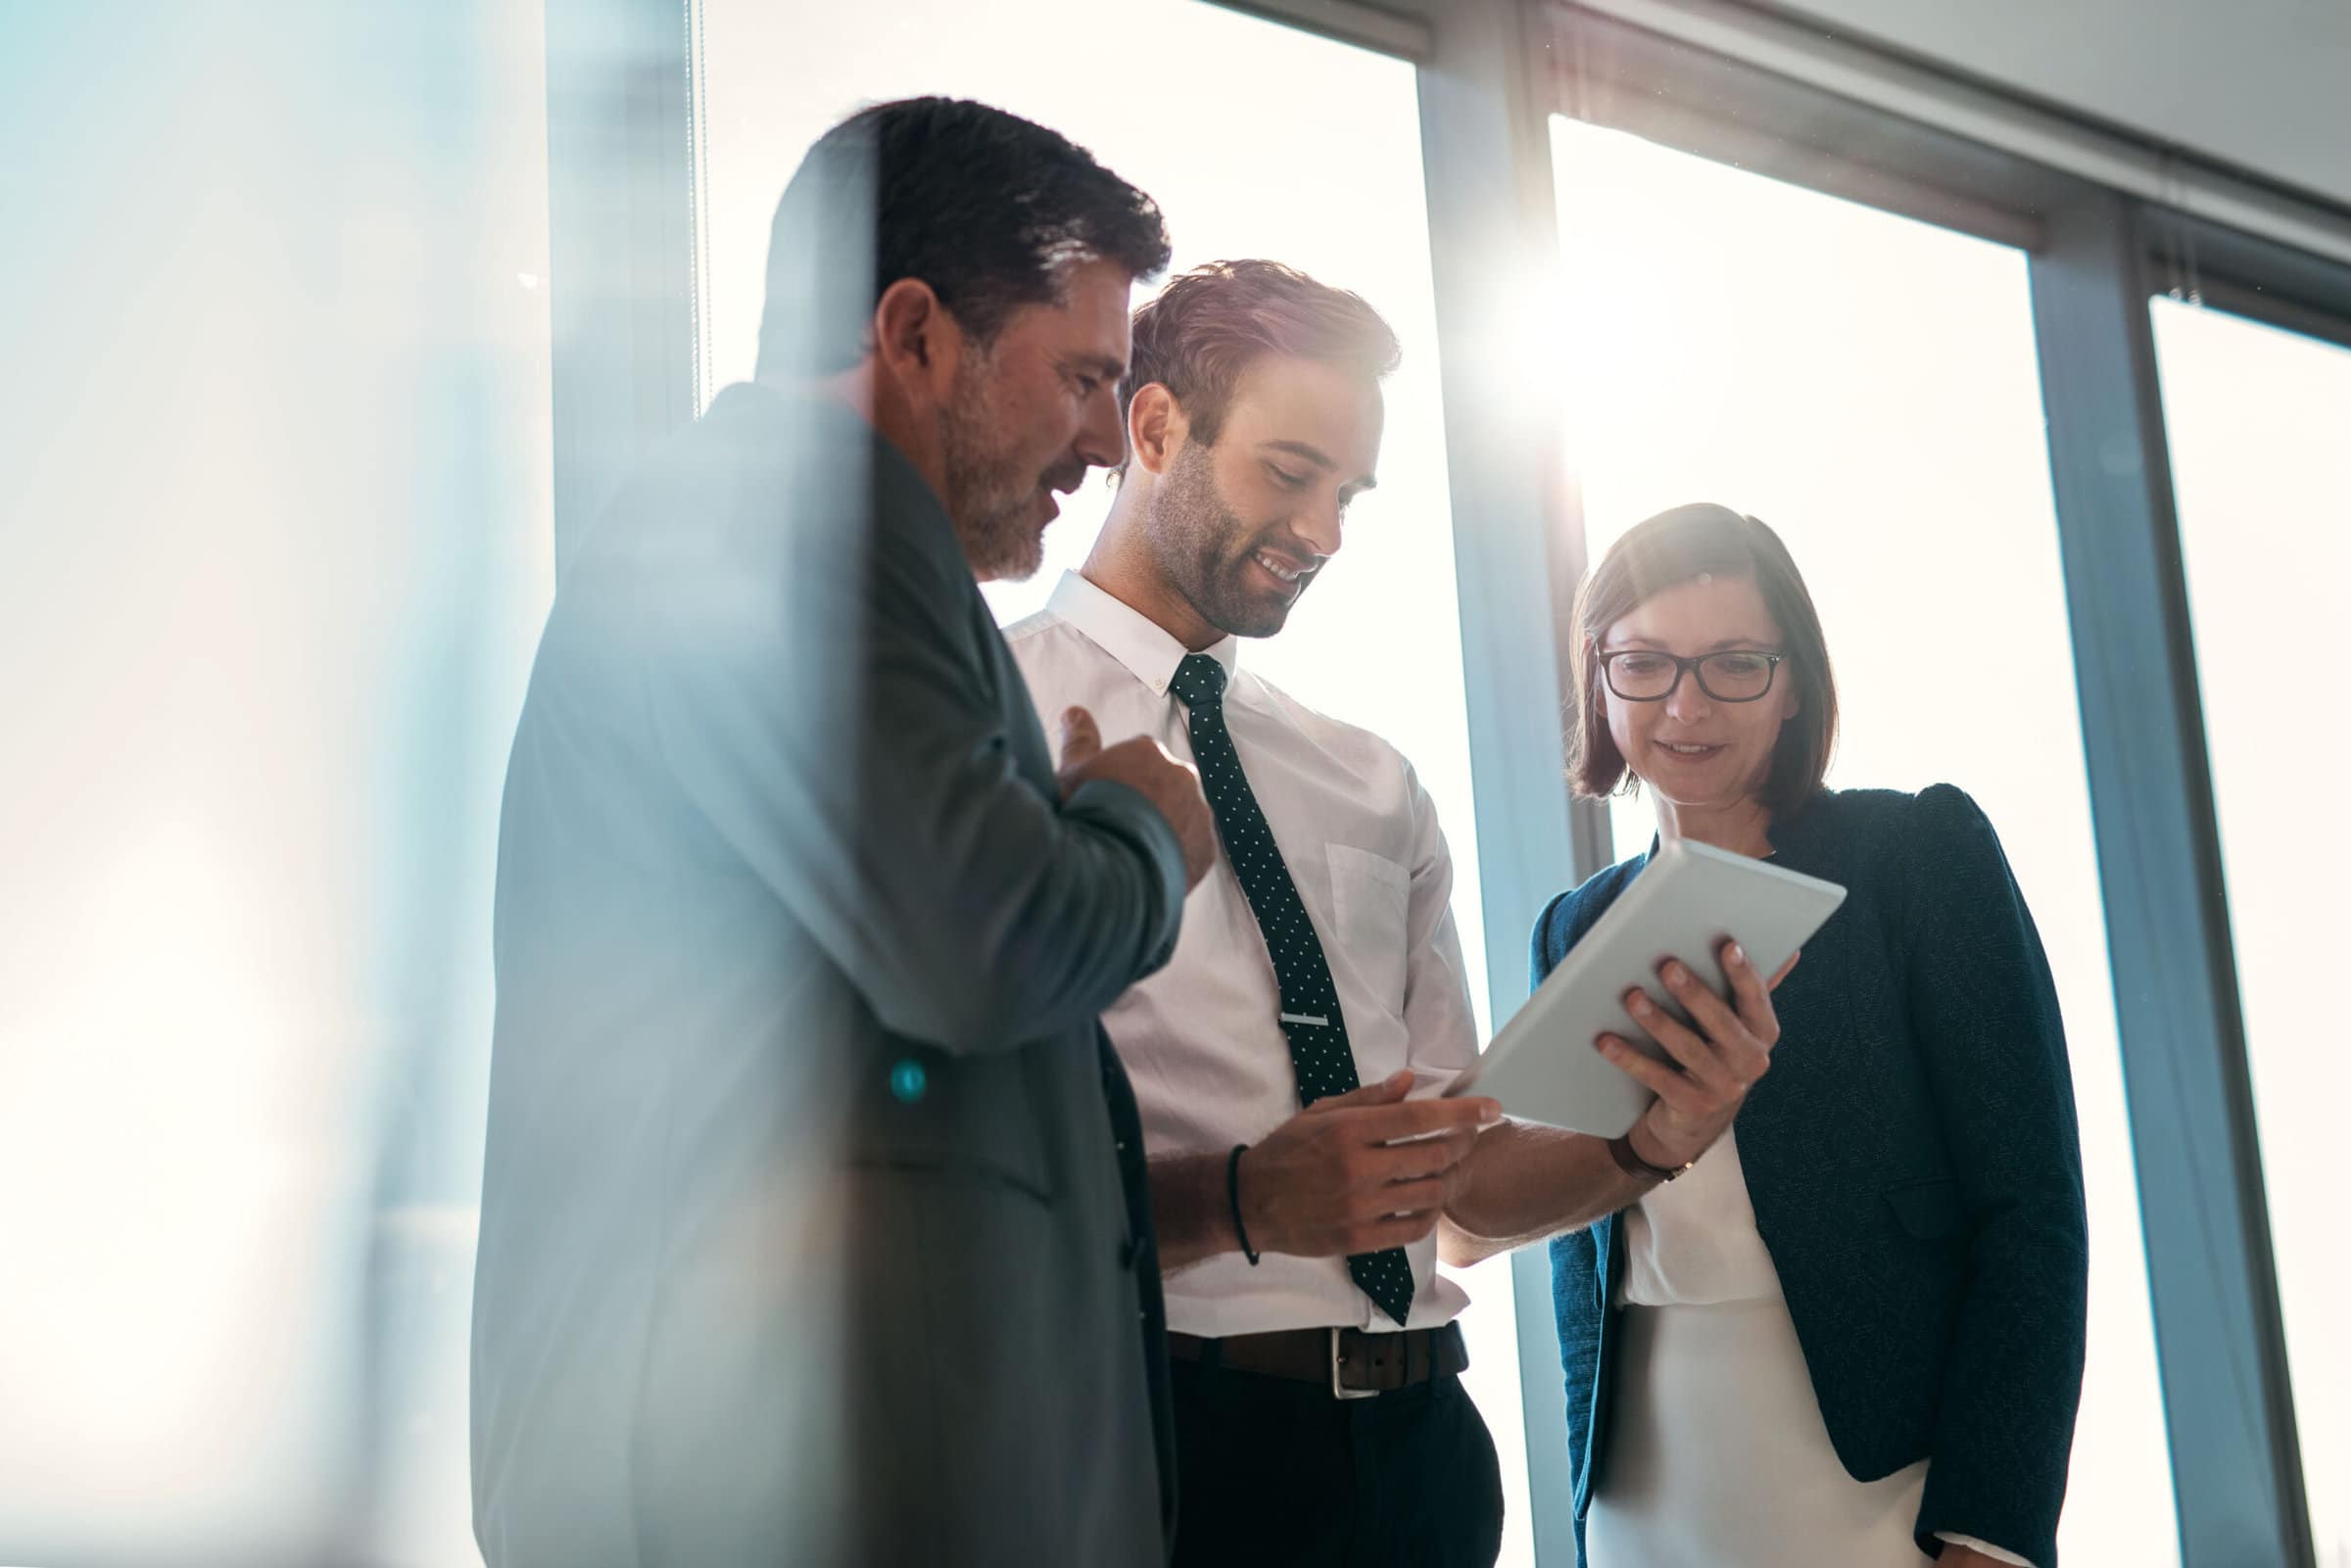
[1568,502,1840,813]
[1121,259,1400,468]
[755,97,1172,378]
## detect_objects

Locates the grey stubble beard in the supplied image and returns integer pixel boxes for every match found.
[937,350,1042,582]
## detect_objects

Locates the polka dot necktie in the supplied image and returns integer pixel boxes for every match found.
[1170,652,1415,1327]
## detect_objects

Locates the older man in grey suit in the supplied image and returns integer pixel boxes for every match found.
[471,98,1215,1568]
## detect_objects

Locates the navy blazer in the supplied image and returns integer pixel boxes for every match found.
[1534,785,2088,1566]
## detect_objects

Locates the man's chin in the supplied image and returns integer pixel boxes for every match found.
[971,535,1047,585]
[953,501,1050,583]
[1219,570,1308,639]
[1212,593,1296,641]
[994,546,1047,585]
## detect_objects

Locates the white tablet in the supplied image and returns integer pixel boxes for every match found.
[1446,837,1847,1137]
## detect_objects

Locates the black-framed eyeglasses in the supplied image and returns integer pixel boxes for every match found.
[1600,648,1785,703]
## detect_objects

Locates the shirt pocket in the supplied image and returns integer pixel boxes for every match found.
[1326,843,1412,1024]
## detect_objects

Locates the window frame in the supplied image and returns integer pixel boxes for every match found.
[1496,5,2344,1562]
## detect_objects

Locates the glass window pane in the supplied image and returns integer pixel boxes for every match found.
[2153,295,2351,1565]
[698,8,1526,1563]
[1550,115,2180,1564]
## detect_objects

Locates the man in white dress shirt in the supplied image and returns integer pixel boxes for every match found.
[1005,261,1779,1566]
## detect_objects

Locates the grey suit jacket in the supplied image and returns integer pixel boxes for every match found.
[471,383,1187,1568]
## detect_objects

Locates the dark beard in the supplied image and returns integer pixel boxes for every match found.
[1146,440,1304,639]
[936,354,1043,581]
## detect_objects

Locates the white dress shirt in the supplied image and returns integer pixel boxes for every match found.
[1005,571,1481,1338]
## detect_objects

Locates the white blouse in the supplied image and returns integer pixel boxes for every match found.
[1611,1098,2035,1566]
[1616,1125,1785,1307]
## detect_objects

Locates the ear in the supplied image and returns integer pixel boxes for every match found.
[1127,382,1185,477]
[869,276,965,408]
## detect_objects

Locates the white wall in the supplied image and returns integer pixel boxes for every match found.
[1762,0,2351,206]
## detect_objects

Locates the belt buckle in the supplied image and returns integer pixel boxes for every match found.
[1329,1326,1377,1401]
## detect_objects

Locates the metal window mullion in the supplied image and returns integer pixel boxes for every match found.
[2027,189,2315,1568]
[1411,0,1604,1561]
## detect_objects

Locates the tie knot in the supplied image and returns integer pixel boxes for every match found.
[1171,652,1228,710]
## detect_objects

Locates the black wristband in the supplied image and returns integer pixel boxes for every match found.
[1608,1129,1692,1183]
[1226,1144,1261,1265]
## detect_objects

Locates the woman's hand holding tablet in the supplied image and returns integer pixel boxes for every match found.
[1446,837,1846,1138]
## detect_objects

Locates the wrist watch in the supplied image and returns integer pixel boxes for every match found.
[1607,1129,1696,1183]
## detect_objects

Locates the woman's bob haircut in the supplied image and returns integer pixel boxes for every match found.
[1568,502,1839,813]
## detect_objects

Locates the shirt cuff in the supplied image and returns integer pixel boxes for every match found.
[1935,1531,2036,1567]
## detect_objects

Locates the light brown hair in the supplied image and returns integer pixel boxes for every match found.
[1119,259,1400,470]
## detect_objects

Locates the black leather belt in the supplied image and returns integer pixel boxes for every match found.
[1167,1322,1469,1400]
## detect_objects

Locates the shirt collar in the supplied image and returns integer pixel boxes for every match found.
[1045,570,1241,698]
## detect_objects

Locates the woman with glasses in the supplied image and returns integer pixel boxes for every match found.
[1533,503,2087,1568]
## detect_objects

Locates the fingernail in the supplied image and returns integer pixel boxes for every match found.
[1627,994,1653,1017]
[1726,942,1746,966]
[1663,962,1688,984]
[1594,1035,1617,1054]
[1479,1103,1503,1125]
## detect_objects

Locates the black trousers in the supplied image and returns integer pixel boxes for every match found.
[1169,1356,1506,1568]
